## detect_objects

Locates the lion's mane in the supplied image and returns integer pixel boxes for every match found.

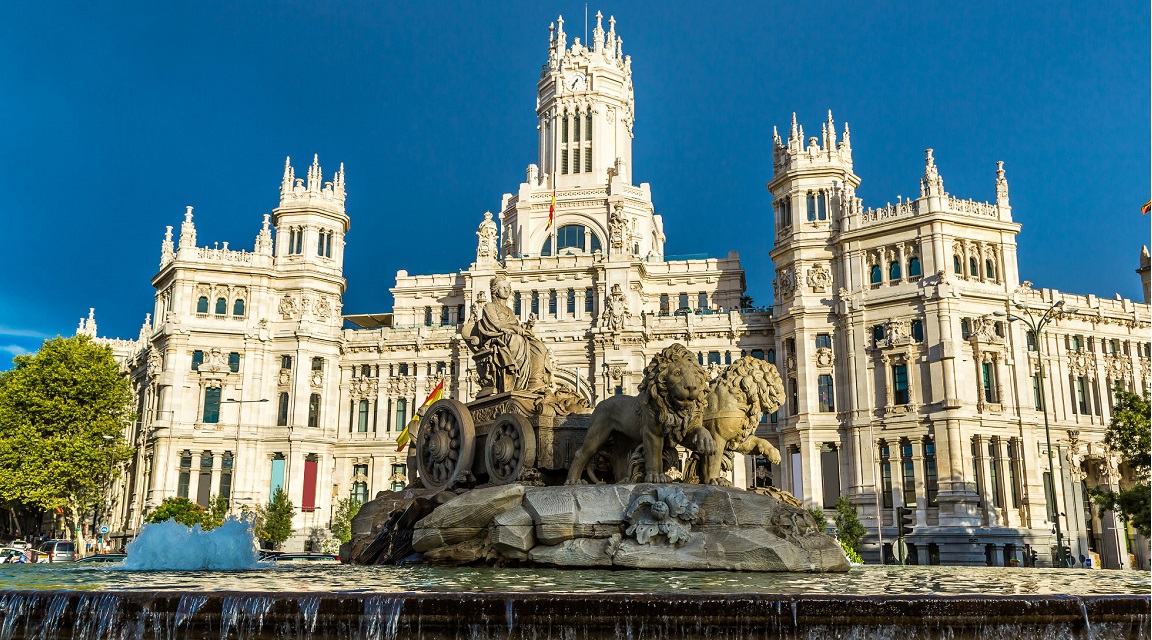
[637,343,708,445]
[710,356,786,442]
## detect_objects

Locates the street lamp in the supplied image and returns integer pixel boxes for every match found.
[995,299,1078,568]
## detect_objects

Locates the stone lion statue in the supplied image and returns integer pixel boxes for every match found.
[566,344,713,484]
[695,355,785,486]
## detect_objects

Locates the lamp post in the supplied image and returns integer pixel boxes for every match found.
[95,434,115,544]
[995,299,1078,568]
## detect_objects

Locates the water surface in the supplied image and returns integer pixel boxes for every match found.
[1,564,1146,596]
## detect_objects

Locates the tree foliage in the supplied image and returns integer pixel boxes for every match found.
[144,497,209,528]
[257,487,295,549]
[1091,390,1150,537]
[0,335,136,539]
[330,497,362,544]
[807,507,828,532]
[833,496,867,555]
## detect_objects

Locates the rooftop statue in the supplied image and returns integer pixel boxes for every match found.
[462,276,553,396]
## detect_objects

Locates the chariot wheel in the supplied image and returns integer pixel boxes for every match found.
[483,413,536,485]
[416,399,475,491]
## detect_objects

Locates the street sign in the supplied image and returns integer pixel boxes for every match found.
[99,526,109,535]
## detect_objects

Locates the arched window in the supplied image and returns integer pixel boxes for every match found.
[969,257,979,278]
[767,349,776,364]
[907,257,921,278]
[911,319,924,342]
[985,259,996,280]
[214,298,227,315]
[552,224,599,255]
[953,255,963,275]
[870,265,882,284]
[196,296,209,314]
[232,299,245,317]
[889,261,902,281]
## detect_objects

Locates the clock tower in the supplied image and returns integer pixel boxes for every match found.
[499,13,663,263]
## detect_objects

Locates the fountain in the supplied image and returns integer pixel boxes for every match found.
[0,336,1147,637]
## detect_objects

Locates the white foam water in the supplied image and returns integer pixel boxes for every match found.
[120,517,260,571]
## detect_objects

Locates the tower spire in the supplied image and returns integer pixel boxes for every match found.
[789,112,798,147]
[920,148,944,197]
[593,10,604,52]
[178,206,197,249]
[825,110,837,151]
[307,154,322,192]
[995,161,1009,207]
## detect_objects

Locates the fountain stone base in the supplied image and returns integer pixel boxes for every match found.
[359,482,848,572]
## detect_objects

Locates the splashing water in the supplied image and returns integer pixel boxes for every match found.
[120,517,260,570]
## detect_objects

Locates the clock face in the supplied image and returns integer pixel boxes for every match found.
[566,73,586,91]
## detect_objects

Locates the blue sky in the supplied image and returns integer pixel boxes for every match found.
[1,1,1148,368]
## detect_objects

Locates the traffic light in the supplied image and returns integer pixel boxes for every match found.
[896,506,914,537]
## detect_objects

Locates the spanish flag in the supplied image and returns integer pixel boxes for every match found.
[396,379,445,452]
[1142,200,1150,215]
[546,187,556,230]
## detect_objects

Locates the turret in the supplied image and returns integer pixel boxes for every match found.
[272,155,349,266]
[919,149,945,198]
[178,206,196,250]
[77,308,97,337]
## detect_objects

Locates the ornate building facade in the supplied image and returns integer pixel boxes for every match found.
[89,14,1149,567]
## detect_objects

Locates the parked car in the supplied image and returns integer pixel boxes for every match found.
[37,540,77,562]
[266,553,338,563]
[76,553,126,563]
[1,547,31,563]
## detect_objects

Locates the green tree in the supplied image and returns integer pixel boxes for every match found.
[144,496,209,528]
[1091,390,1150,537]
[205,494,230,529]
[0,335,135,547]
[739,294,755,309]
[257,487,295,549]
[833,496,867,556]
[330,496,363,544]
[807,506,828,532]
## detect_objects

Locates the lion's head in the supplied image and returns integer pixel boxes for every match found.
[637,343,710,443]
[708,356,786,439]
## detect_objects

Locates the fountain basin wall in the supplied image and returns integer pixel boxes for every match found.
[0,590,1148,639]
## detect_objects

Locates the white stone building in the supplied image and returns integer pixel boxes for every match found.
[89,14,1148,567]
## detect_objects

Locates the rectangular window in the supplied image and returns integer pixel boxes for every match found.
[585,288,594,313]
[441,307,451,326]
[567,289,576,314]
[817,192,827,220]
[203,387,221,424]
[901,443,916,507]
[197,452,213,507]
[806,193,816,221]
[228,352,240,373]
[219,453,233,501]
[513,292,522,315]
[1032,376,1042,410]
[560,147,568,174]
[698,292,708,310]
[548,290,557,316]
[880,445,893,508]
[307,393,321,427]
[660,294,669,314]
[678,294,689,311]
[584,145,592,173]
[351,463,369,503]
[301,456,318,512]
[892,365,909,405]
[531,292,540,316]
[1076,377,1088,414]
[424,307,433,327]
[281,355,292,369]
[191,350,204,371]
[751,349,764,360]
[357,400,370,433]
[278,392,289,426]
[988,442,1002,508]
[982,362,996,403]
[269,456,285,501]
[395,398,408,432]
[923,441,938,507]
[573,148,580,173]
[789,377,798,414]
[1007,441,1020,508]
[177,453,192,499]
[815,333,832,349]
[1043,471,1056,521]
[817,374,834,412]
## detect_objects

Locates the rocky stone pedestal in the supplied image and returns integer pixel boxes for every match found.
[351,483,848,572]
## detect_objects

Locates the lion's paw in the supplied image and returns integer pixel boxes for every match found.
[685,428,716,455]
[644,472,672,483]
[708,477,734,488]
[564,478,589,486]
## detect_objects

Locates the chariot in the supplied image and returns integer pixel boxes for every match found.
[413,392,591,490]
